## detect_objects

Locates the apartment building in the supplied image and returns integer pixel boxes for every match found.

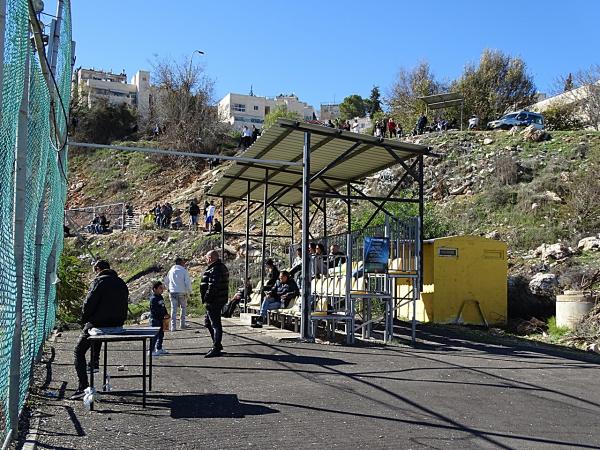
[75,68,150,117]
[218,92,316,130]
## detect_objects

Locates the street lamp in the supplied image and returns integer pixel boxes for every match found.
[188,49,205,74]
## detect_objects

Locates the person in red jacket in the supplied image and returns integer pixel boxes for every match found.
[388,118,397,138]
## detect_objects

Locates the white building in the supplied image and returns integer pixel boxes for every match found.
[75,68,150,117]
[218,92,316,130]
[531,81,600,129]
[320,103,340,121]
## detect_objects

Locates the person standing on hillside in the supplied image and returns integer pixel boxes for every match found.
[188,201,200,230]
[164,257,192,331]
[71,260,128,399]
[388,118,396,138]
[205,200,216,232]
[200,250,229,358]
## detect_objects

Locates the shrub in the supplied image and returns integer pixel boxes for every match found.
[543,103,584,131]
[565,150,600,233]
[56,254,88,325]
[483,186,517,208]
[494,154,519,185]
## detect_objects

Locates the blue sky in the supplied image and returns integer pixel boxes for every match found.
[50,0,599,108]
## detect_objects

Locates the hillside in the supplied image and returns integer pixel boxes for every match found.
[64,129,600,323]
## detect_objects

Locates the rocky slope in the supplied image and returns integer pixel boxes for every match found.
[65,129,600,322]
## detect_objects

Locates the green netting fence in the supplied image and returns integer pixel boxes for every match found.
[0,0,72,445]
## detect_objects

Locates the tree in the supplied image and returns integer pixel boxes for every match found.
[70,97,138,144]
[339,94,367,120]
[452,49,536,123]
[150,56,229,154]
[388,61,444,131]
[558,65,600,130]
[563,73,574,92]
[262,105,301,129]
[365,86,382,117]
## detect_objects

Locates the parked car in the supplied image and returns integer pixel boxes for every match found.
[487,111,544,130]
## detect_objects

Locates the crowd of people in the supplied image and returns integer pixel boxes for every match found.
[69,252,230,399]
[137,199,222,233]
[86,214,110,234]
[238,125,260,149]
[69,238,356,399]
[187,200,222,232]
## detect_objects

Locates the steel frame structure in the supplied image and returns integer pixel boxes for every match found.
[70,120,430,345]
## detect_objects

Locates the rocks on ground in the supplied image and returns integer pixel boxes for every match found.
[528,272,558,296]
[578,236,600,252]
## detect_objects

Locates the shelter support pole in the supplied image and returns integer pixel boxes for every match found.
[414,155,425,346]
[384,216,392,343]
[290,207,295,266]
[259,170,269,302]
[301,132,312,340]
[345,182,353,342]
[323,198,327,245]
[244,182,250,313]
[347,184,351,232]
[9,46,30,437]
[460,101,464,131]
[221,197,225,259]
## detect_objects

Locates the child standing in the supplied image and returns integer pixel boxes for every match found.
[149,281,169,356]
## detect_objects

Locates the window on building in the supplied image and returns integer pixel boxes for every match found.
[253,105,259,111]
[232,103,246,112]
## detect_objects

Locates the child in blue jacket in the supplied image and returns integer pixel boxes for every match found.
[149,281,169,356]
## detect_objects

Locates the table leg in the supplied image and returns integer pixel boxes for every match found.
[142,339,146,408]
[149,338,153,391]
[103,342,108,391]
[89,343,95,411]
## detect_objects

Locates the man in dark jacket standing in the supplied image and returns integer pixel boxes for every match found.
[71,260,128,399]
[200,250,229,358]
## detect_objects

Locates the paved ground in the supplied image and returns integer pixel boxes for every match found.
[19,319,600,449]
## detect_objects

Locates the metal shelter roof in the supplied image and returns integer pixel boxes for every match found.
[209,118,431,206]
[419,92,464,110]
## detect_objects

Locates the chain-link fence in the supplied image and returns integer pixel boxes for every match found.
[0,0,72,444]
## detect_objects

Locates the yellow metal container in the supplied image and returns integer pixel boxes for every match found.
[396,236,507,325]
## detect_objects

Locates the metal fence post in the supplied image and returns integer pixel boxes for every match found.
[8,44,30,437]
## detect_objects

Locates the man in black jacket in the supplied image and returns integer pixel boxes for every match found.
[264,258,279,292]
[256,271,299,327]
[200,250,229,358]
[71,260,129,399]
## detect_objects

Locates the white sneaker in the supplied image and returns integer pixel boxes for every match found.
[151,350,161,357]
[158,349,169,355]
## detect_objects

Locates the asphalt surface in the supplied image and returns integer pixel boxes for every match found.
[21,319,600,449]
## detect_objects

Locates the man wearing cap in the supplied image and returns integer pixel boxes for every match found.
[200,250,229,358]
[71,260,128,399]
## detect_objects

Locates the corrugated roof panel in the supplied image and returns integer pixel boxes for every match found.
[209,118,431,205]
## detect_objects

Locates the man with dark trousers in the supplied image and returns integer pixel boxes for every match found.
[200,250,229,358]
[71,260,128,399]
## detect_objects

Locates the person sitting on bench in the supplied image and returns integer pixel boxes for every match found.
[264,258,279,292]
[222,277,252,318]
[256,271,298,327]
